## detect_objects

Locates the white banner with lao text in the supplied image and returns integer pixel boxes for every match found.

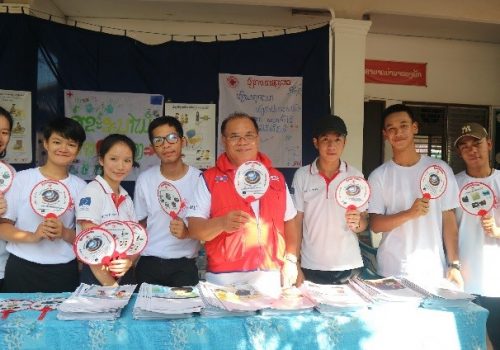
[64,90,164,180]
[218,74,302,168]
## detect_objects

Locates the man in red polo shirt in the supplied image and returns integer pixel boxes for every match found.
[187,112,298,296]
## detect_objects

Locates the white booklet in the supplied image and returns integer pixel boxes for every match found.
[57,284,136,320]
[301,281,371,313]
[351,277,424,305]
[133,283,203,319]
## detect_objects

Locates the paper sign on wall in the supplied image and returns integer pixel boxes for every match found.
[164,103,216,169]
[0,89,32,164]
[64,90,164,180]
[218,73,302,168]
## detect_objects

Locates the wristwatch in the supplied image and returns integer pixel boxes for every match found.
[284,253,298,264]
[447,261,461,271]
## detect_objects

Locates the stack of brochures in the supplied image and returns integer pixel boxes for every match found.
[57,284,136,320]
[259,287,316,315]
[302,281,371,313]
[198,282,257,317]
[133,283,204,319]
[407,279,475,308]
[351,277,475,308]
[198,282,315,316]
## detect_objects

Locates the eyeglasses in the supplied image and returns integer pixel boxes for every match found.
[224,133,258,144]
[152,133,180,147]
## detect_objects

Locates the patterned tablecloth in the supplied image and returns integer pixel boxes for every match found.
[0,293,488,350]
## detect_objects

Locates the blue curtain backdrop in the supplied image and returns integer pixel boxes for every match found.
[0,13,330,189]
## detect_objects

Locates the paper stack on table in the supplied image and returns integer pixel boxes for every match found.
[350,277,424,307]
[301,281,371,313]
[198,282,257,317]
[198,282,315,317]
[57,284,136,320]
[259,287,316,315]
[133,283,204,320]
[408,278,476,308]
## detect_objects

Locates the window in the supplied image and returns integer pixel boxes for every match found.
[407,103,489,174]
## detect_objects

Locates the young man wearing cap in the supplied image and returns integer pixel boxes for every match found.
[454,122,500,350]
[368,104,462,287]
[291,114,368,285]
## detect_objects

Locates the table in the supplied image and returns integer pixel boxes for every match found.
[0,293,488,350]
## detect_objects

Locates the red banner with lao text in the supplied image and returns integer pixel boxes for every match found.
[365,59,427,86]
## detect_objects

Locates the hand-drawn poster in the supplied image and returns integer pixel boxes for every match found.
[64,90,164,180]
[218,73,302,168]
[164,103,216,170]
[0,89,32,163]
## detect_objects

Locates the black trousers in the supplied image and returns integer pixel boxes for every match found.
[475,295,500,349]
[2,254,79,293]
[135,256,199,287]
[302,267,362,285]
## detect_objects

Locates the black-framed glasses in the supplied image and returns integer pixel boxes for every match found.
[152,133,180,147]
[225,133,258,144]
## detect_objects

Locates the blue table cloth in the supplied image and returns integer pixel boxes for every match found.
[0,293,488,350]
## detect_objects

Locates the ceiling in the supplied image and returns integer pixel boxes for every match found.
[27,0,500,43]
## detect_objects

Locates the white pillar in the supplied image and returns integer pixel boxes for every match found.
[330,18,371,170]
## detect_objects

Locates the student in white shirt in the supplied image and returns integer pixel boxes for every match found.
[0,107,14,290]
[292,115,368,285]
[134,116,201,287]
[368,104,462,287]
[454,123,500,349]
[0,117,86,292]
[76,134,138,286]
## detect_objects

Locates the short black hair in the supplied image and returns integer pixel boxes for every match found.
[43,117,86,148]
[382,104,416,126]
[220,112,259,135]
[98,134,139,168]
[148,116,184,144]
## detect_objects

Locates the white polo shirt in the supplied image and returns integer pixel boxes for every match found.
[3,167,86,264]
[134,165,201,259]
[368,155,459,283]
[76,175,136,233]
[456,169,500,297]
[291,159,365,271]
[0,164,16,279]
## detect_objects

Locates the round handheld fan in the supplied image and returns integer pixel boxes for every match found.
[234,161,270,203]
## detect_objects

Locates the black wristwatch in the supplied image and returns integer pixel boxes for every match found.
[447,262,462,271]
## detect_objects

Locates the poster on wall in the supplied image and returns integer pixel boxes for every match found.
[0,89,32,164]
[164,103,216,169]
[218,73,302,168]
[64,90,164,180]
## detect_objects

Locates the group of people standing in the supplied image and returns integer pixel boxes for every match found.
[292,104,499,349]
[0,104,497,348]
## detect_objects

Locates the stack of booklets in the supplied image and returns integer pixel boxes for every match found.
[57,284,136,320]
[133,283,204,319]
[351,277,425,307]
[351,277,475,308]
[198,282,315,317]
[259,287,316,315]
[301,281,371,313]
[407,279,475,308]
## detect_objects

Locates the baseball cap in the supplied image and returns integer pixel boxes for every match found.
[454,122,488,147]
[313,115,348,138]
